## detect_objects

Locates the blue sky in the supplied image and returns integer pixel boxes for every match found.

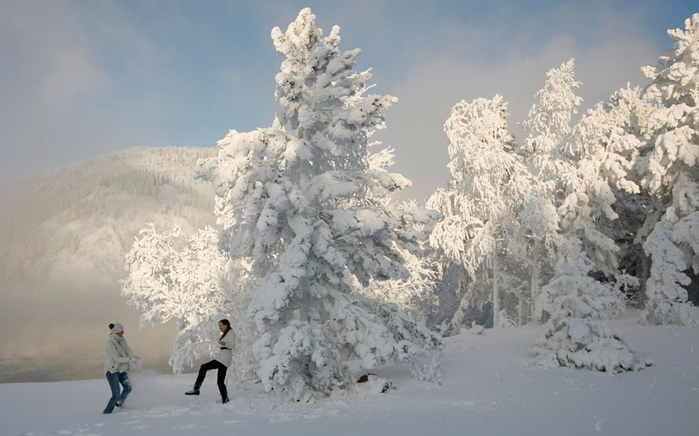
[1,0,697,201]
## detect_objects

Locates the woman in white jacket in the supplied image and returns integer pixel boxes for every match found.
[103,323,139,414]
[185,319,235,404]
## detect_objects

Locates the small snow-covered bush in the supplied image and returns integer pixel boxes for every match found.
[532,246,651,373]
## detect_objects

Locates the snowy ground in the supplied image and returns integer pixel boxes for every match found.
[2,310,697,436]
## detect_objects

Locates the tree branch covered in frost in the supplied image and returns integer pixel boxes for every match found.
[354,200,440,322]
[120,224,257,382]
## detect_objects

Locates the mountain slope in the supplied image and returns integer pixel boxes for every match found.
[0,146,218,382]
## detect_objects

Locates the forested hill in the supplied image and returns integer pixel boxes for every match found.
[0,146,218,284]
[0,146,218,382]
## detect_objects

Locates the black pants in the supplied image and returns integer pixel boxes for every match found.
[194,359,228,400]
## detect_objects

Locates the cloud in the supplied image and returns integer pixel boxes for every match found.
[37,49,111,109]
[0,1,177,182]
[374,6,661,203]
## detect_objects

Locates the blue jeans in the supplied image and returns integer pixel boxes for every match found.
[104,371,132,414]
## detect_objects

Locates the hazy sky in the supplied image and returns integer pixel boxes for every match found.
[1,0,697,201]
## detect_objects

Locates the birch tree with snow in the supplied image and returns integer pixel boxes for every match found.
[637,13,699,326]
[427,95,529,329]
[197,8,442,401]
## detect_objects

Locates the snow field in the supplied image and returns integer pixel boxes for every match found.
[3,311,697,436]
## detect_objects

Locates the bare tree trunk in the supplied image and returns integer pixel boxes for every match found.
[492,251,500,327]
[530,240,541,323]
[517,289,526,326]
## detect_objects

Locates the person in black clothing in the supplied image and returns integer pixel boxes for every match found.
[184,319,235,404]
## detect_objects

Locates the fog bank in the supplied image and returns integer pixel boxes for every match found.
[0,147,217,383]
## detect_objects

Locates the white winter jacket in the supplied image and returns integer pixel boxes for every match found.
[105,333,136,374]
[217,330,236,368]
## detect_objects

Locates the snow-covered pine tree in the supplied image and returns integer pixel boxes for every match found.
[427,95,529,329]
[518,59,582,321]
[567,86,654,300]
[197,8,442,401]
[120,224,257,383]
[532,244,650,372]
[563,86,648,276]
[521,61,650,371]
[637,13,699,326]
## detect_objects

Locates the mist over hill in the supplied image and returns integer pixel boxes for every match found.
[0,146,218,383]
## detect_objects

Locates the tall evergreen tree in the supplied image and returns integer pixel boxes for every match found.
[567,86,653,297]
[197,8,441,401]
[637,13,699,326]
[518,59,581,320]
[521,61,649,371]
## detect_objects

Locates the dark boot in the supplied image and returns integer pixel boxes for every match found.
[185,387,200,395]
[219,382,228,404]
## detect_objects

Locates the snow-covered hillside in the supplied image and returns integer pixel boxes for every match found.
[0,147,217,383]
[1,310,697,436]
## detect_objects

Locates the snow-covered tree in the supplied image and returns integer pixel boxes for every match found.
[532,244,650,372]
[120,224,257,383]
[519,61,653,372]
[353,144,440,322]
[643,222,699,326]
[427,95,528,329]
[518,59,582,321]
[562,87,648,276]
[355,201,439,322]
[519,59,582,176]
[637,13,699,326]
[567,86,654,298]
[197,8,441,401]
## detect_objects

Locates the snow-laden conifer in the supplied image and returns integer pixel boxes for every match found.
[562,87,647,275]
[566,86,654,290]
[638,14,699,326]
[520,61,649,370]
[518,60,581,320]
[197,8,442,401]
[532,245,650,372]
